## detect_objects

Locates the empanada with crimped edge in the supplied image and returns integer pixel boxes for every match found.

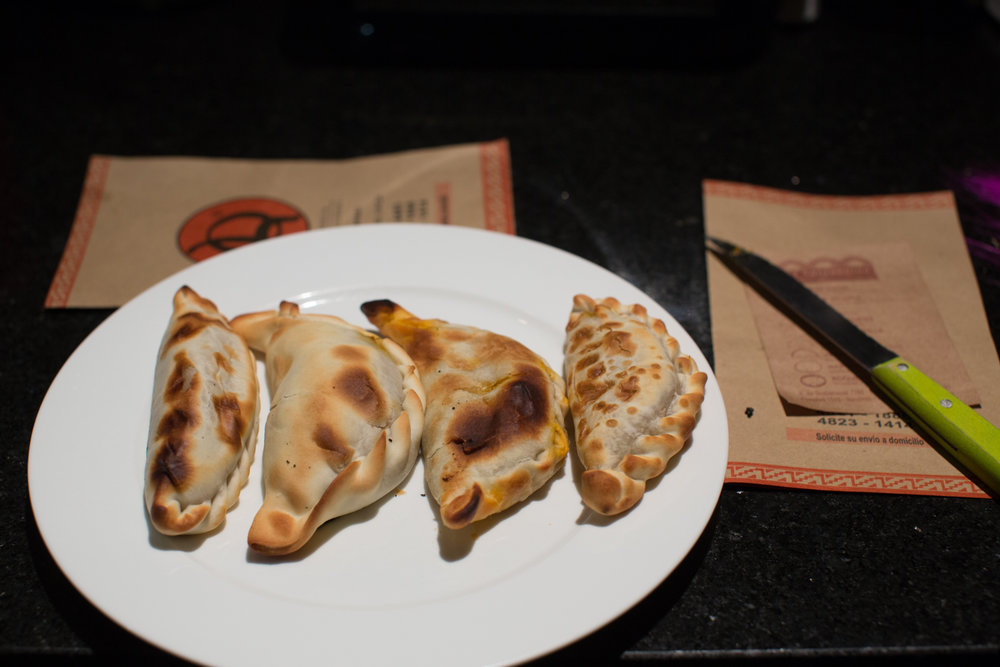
[145,286,260,535]
[231,301,425,555]
[361,299,569,530]
[563,294,706,516]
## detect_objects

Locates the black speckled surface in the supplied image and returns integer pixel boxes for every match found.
[2,1,999,664]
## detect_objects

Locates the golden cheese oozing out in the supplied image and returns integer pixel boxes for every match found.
[563,294,706,516]
[144,285,260,536]
[361,299,569,529]
[231,301,424,555]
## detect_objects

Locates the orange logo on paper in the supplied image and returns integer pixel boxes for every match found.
[178,197,309,262]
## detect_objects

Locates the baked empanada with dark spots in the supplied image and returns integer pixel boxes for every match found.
[361,299,569,530]
[563,295,706,516]
[144,286,260,535]
[231,301,424,555]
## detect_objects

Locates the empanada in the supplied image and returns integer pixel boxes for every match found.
[145,286,260,535]
[361,299,569,529]
[563,294,706,515]
[231,301,424,555]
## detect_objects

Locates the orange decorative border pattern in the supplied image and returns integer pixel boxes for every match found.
[726,462,988,498]
[44,155,111,308]
[479,138,516,234]
[703,179,955,211]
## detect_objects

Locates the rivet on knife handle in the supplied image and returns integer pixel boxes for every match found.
[871,357,1000,495]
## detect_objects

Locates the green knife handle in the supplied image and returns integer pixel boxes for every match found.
[872,356,1000,496]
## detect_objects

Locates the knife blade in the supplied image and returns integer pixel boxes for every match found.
[706,235,1000,497]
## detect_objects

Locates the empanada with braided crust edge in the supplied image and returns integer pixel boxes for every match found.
[563,294,706,515]
[231,301,424,555]
[145,286,260,535]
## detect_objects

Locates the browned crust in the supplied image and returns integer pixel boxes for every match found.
[363,299,569,530]
[565,294,706,516]
[149,481,211,534]
[442,366,552,459]
[440,483,484,528]
[235,303,424,555]
[359,299,399,327]
[145,286,259,536]
[580,469,645,516]
[247,430,391,555]
[438,464,540,530]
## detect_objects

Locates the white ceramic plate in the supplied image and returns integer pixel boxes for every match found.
[29,224,727,666]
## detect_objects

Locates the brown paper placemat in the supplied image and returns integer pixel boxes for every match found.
[46,139,515,308]
[704,179,1000,498]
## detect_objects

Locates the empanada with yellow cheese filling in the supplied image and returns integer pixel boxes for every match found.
[563,294,706,516]
[231,301,424,555]
[145,286,260,536]
[361,299,569,530]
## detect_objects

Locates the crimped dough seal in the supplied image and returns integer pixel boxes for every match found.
[564,294,706,515]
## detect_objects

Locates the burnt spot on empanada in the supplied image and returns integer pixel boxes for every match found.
[586,360,607,379]
[573,377,613,407]
[151,436,193,488]
[164,351,199,399]
[601,330,637,357]
[615,375,641,402]
[163,312,220,355]
[361,299,447,367]
[213,350,236,375]
[574,352,600,372]
[213,393,246,451]
[151,406,199,493]
[152,354,203,490]
[443,484,483,527]
[359,298,396,322]
[566,326,594,353]
[444,365,550,459]
[333,365,389,423]
[312,423,355,467]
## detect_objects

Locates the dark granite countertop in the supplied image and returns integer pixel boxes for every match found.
[2,1,998,664]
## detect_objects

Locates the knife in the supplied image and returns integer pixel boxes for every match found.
[706,236,1000,497]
